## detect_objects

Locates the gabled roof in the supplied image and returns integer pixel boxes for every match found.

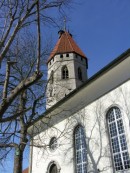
[47,30,87,63]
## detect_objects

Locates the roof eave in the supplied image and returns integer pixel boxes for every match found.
[47,51,87,64]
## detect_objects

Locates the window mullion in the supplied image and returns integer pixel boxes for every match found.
[114,109,125,169]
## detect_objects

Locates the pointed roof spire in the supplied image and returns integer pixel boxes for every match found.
[47,31,87,63]
[63,17,66,31]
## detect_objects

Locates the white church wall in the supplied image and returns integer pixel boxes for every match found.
[30,79,130,173]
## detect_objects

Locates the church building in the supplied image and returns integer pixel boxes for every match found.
[28,29,130,173]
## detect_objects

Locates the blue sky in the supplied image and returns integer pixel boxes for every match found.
[1,1,130,172]
[71,0,130,77]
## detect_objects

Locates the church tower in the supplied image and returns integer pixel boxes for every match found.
[46,30,88,109]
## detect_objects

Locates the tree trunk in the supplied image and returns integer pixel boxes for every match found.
[13,91,28,173]
[13,147,23,173]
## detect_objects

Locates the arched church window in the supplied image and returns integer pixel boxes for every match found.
[107,107,130,171]
[78,68,82,81]
[50,71,54,84]
[74,125,87,173]
[49,164,58,173]
[62,66,69,79]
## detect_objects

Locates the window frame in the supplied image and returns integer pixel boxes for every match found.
[74,125,88,173]
[62,65,69,79]
[107,106,130,171]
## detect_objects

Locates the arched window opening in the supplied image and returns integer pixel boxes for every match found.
[107,107,130,171]
[49,137,58,151]
[47,161,60,173]
[78,68,82,81]
[62,66,69,79]
[49,164,58,173]
[50,71,54,84]
[74,125,87,173]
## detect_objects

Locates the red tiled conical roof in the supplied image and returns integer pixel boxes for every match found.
[47,30,86,63]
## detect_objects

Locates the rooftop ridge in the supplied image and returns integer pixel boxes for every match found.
[65,31,75,52]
